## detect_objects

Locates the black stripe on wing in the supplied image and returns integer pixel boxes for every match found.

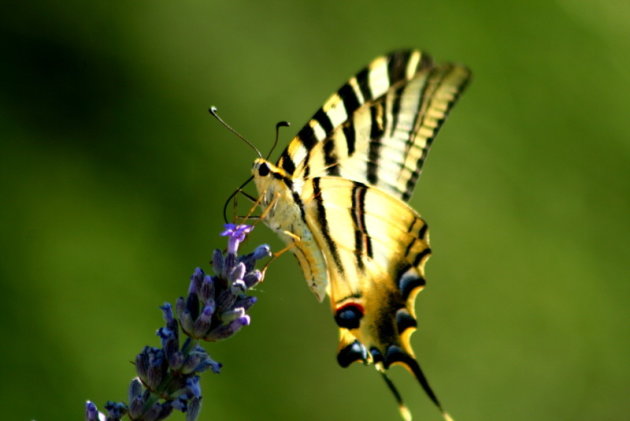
[339,82,362,117]
[279,150,296,174]
[276,50,423,176]
[323,138,340,176]
[367,105,385,185]
[387,50,412,86]
[343,121,357,156]
[350,182,373,270]
[356,67,374,103]
[312,177,344,272]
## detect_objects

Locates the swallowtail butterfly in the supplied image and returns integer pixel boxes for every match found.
[251,49,470,421]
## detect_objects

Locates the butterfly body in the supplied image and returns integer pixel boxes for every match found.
[250,50,470,420]
[252,158,330,300]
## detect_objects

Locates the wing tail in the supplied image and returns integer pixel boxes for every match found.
[383,346,453,421]
[376,362,413,421]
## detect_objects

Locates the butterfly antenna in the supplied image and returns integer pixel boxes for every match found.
[209,106,263,158]
[222,175,255,223]
[266,120,290,160]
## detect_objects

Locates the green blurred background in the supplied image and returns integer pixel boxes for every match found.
[1,1,628,420]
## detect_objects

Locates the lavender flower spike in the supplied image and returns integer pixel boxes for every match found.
[86,224,270,421]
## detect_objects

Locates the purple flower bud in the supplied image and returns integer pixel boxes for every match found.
[128,377,144,403]
[157,327,180,368]
[239,244,271,271]
[138,347,166,390]
[156,327,172,342]
[216,289,237,314]
[186,397,202,421]
[180,345,221,374]
[147,364,164,390]
[223,253,236,277]
[129,390,151,420]
[171,391,195,412]
[231,280,246,292]
[204,315,250,341]
[129,377,150,419]
[243,269,263,288]
[185,292,200,319]
[171,397,187,411]
[208,361,222,374]
[221,223,254,255]
[143,401,173,421]
[233,295,257,310]
[252,244,271,260]
[202,299,216,321]
[85,401,102,421]
[198,275,215,302]
[178,308,195,337]
[185,376,202,398]
[169,351,185,370]
[135,346,150,382]
[175,297,186,319]
[161,304,179,336]
[104,401,127,419]
[228,262,246,283]
[194,357,222,375]
[160,303,174,324]
[158,322,179,353]
[221,307,246,323]
[128,399,143,419]
[189,268,205,295]
[211,249,223,274]
[181,352,202,374]
[192,302,215,337]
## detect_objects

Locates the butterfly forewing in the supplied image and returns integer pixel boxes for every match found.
[277,50,470,202]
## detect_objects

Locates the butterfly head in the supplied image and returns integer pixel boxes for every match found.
[252,158,273,178]
[251,158,293,207]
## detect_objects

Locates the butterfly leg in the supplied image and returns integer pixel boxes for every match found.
[256,191,280,221]
[259,229,301,275]
[232,189,258,217]
[226,189,268,227]
[272,230,301,257]
[224,176,257,222]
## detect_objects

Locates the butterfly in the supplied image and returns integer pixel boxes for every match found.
[250,49,470,420]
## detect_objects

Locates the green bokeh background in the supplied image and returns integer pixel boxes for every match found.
[1,1,628,420]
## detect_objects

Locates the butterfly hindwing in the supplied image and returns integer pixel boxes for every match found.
[300,176,429,342]
[299,176,448,419]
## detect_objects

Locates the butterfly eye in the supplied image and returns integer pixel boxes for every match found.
[258,163,270,177]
